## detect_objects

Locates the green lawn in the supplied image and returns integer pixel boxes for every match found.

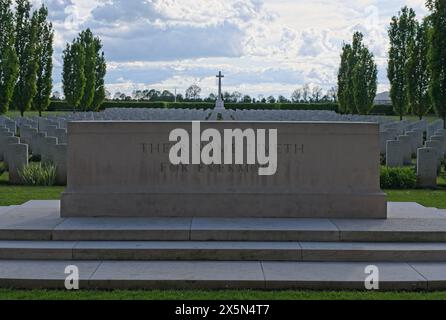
[386,189,446,209]
[0,173,63,206]
[0,289,446,300]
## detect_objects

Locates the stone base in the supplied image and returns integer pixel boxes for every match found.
[215,99,225,110]
[2,201,446,290]
[61,191,388,219]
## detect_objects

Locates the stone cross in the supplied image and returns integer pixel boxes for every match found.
[215,71,225,110]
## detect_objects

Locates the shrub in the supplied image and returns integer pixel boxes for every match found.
[380,154,386,166]
[29,154,41,162]
[18,162,57,186]
[380,166,417,189]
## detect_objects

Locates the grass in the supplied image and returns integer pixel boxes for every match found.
[0,172,63,206]
[1,289,446,300]
[386,189,446,208]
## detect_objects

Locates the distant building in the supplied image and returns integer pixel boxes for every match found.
[374,91,392,105]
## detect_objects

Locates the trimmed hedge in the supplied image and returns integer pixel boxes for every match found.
[48,101,168,111]
[47,100,397,115]
[48,101,339,112]
[380,166,417,189]
[370,104,395,116]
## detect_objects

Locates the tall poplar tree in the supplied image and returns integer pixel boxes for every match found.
[12,0,38,117]
[0,0,18,114]
[388,6,417,120]
[337,43,353,114]
[406,19,431,120]
[62,41,85,112]
[33,4,53,117]
[92,50,107,111]
[426,0,446,127]
[63,29,107,111]
[79,29,96,111]
[352,47,378,115]
[337,32,376,115]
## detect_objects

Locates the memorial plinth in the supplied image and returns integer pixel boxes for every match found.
[61,121,387,219]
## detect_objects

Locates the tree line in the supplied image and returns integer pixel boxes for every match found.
[0,0,107,117]
[111,84,338,104]
[338,0,446,126]
[0,0,53,116]
[389,1,446,123]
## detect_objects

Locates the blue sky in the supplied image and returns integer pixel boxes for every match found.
[32,0,429,98]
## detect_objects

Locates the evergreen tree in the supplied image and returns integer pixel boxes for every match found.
[388,6,418,120]
[406,19,431,120]
[426,0,446,127]
[32,4,53,117]
[13,0,38,117]
[62,41,85,112]
[0,0,18,114]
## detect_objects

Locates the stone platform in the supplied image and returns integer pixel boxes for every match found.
[1,201,446,290]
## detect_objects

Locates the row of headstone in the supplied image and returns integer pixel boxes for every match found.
[385,126,445,188]
[386,135,414,167]
[36,108,393,125]
[3,110,445,188]
[0,126,28,184]
[380,119,429,155]
[0,116,68,185]
[417,128,446,188]
[0,116,17,135]
[20,122,67,185]
[427,120,445,140]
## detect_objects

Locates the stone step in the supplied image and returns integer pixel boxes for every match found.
[3,241,446,262]
[0,206,18,216]
[4,218,446,242]
[0,260,444,290]
[3,201,446,242]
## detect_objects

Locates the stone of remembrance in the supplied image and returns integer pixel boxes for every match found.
[61,121,387,219]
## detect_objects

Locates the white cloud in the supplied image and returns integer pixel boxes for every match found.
[39,0,430,97]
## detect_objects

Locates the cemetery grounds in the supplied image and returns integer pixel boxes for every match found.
[1,111,446,300]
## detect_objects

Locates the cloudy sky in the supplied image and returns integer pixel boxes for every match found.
[31,0,429,99]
